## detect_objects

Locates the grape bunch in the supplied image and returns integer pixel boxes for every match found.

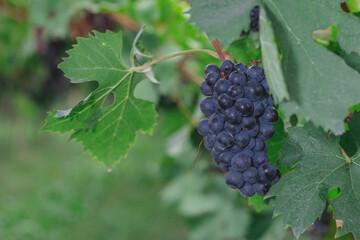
[197,60,280,197]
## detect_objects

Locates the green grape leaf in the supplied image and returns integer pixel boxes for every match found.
[266,112,360,238]
[188,0,259,48]
[259,6,289,101]
[43,31,157,168]
[263,0,360,135]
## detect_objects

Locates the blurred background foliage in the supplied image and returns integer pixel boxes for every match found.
[0,0,355,239]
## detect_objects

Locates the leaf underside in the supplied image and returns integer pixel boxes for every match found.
[263,0,360,135]
[188,0,259,48]
[266,112,360,238]
[43,31,157,168]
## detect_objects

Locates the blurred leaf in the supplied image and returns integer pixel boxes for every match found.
[259,7,289,101]
[263,0,360,135]
[266,115,360,238]
[226,37,261,64]
[43,31,157,168]
[188,0,259,47]
[248,195,265,212]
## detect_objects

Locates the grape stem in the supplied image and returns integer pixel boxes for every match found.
[131,49,220,72]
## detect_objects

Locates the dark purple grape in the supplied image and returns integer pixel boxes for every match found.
[244,81,264,101]
[242,149,254,158]
[200,81,213,96]
[228,85,244,99]
[225,170,245,189]
[219,60,234,75]
[253,152,268,167]
[214,79,230,95]
[234,63,247,73]
[261,143,268,153]
[225,107,242,125]
[258,163,277,181]
[224,122,242,135]
[220,164,231,172]
[239,183,255,197]
[197,119,209,136]
[211,148,222,165]
[204,64,220,75]
[246,124,259,137]
[218,94,235,109]
[205,72,220,86]
[208,114,225,134]
[247,65,264,82]
[234,132,250,148]
[254,138,265,151]
[229,71,246,85]
[215,131,234,150]
[258,123,275,140]
[253,181,271,196]
[235,98,254,116]
[204,135,216,150]
[261,79,269,94]
[243,167,259,184]
[200,97,216,116]
[250,6,260,32]
[245,137,255,150]
[215,103,226,115]
[261,107,278,124]
[219,151,234,165]
[268,96,274,106]
[230,144,242,152]
[270,169,281,184]
[232,153,251,172]
[242,116,257,130]
[260,97,269,107]
[253,100,265,117]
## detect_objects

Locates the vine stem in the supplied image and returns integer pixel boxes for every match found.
[130,49,220,72]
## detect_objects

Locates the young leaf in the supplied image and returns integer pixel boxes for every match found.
[259,6,289,101]
[43,31,157,168]
[188,0,259,48]
[263,0,360,135]
[266,112,360,238]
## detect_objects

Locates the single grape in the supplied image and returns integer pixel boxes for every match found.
[234,63,247,73]
[253,181,271,196]
[220,164,231,172]
[235,98,254,116]
[268,96,274,106]
[250,6,260,32]
[254,137,265,151]
[244,81,264,101]
[205,72,220,86]
[261,79,269,94]
[224,122,242,135]
[230,144,242,152]
[234,132,250,148]
[261,107,278,124]
[270,169,281,184]
[228,85,244,99]
[204,135,216,150]
[242,116,257,130]
[243,167,259,184]
[197,119,210,136]
[245,137,255,150]
[246,124,259,137]
[215,131,234,150]
[247,65,264,82]
[239,183,255,197]
[211,148,222,165]
[229,71,246,85]
[204,64,220,75]
[258,123,275,140]
[242,149,254,158]
[215,103,226,115]
[219,60,234,75]
[232,153,251,172]
[214,79,231,95]
[225,170,245,189]
[261,143,268,153]
[200,81,213,96]
[253,100,265,117]
[225,107,242,125]
[200,97,216,116]
[260,97,269,108]
[218,94,235,109]
[258,162,277,181]
[253,152,268,167]
[208,114,225,134]
[219,151,235,165]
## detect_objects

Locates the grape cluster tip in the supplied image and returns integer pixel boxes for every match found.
[198,60,280,197]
